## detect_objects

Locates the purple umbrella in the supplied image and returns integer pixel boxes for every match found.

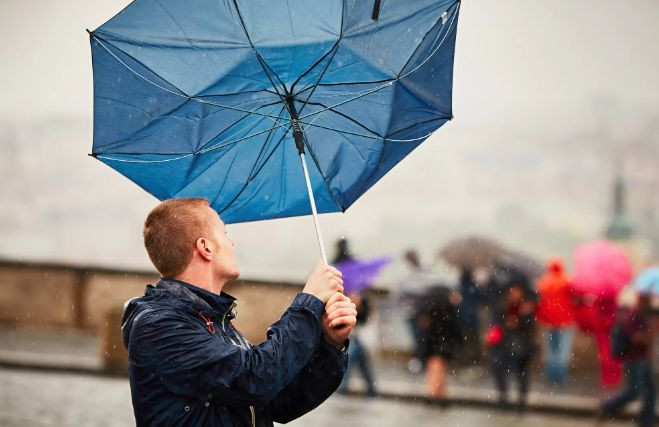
[335,257,393,293]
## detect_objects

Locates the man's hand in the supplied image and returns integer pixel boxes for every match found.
[302,259,344,303]
[322,292,357,349]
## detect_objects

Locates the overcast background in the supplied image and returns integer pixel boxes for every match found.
[1,0,658,284]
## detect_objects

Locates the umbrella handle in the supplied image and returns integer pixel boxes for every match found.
[299,152,328,265]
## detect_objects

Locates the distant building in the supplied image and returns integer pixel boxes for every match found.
[604,174,655,271]
[605,175,634,240]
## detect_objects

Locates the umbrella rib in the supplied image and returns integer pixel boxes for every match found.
[394,5,447,80]
[96,119,290,163]
[302,134,346,212]
[295,42,341,118]
[384,116,451,139]
[294,1,459,90]
[194,100,284,152]
[218,119,292,215]
[94,101,283,157]
[92,35,285,122]
[173,105,288,199]
[298,81,393,121]
[291,0,345,99]
[298,100,381,138]
[229,0,288,98]
[300,113,451,143]
[247,105,288,181]
[93,97,282,155]
[397,1,460,81]
[290,39,340,95]
[154,0,224,73]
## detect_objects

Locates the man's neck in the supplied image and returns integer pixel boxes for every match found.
[174,270,227,295]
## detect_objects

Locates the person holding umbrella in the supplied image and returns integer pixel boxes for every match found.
[122,198,356,426]
[87,0,461,423]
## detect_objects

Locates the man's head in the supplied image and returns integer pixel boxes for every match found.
[404,249,420,268]
[637,293,651,312]
[143,198,239,285]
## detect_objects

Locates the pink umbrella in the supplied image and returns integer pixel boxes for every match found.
[572,241,631,387]
[572,241,632,298]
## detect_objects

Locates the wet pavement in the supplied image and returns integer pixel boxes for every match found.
[0,368,632,427]
[0,325,653,423]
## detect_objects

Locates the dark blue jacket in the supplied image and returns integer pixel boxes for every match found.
[122,279,347,426]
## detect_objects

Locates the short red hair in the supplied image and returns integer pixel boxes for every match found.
[143,198,211,278]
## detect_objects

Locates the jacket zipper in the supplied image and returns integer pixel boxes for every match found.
[221,302,256,427]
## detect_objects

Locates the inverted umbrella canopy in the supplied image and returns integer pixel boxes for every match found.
[634,267,659,296]
[89,0,460,230]
[439,236,506,269]
[572,241,632,298]
[335,256,392,293]
[499,250,544,279]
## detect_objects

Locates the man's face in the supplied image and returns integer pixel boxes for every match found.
[205,207,240,280]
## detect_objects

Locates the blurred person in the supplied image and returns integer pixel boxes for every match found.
[457,268,481,365]
[416,286,462,399]
[399,249,437,373]
[600,293,656,427]
[487,282,537,411]
[122,198,357,427]
[333,237,353,264]
[536,257,575,387]
[337,291,377,397]
[332,239,377,396]
[573,292,622,386]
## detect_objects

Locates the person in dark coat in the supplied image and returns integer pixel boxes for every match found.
[417,286,462,398]
[123,198,357,426]
[457,269,481,364]
[601,294,656,427]
[337,291,377,396]
[487,282,537,411]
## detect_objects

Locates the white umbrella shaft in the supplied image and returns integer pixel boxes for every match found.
[299,152,328,265]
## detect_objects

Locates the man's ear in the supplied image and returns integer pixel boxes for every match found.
[195,237,214,262]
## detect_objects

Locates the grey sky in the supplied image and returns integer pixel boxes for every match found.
[1,1,658,283]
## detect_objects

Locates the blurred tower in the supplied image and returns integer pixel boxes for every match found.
[605,175,633,240]
[604,174,652,272]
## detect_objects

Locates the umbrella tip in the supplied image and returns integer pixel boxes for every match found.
[86,28,93,35]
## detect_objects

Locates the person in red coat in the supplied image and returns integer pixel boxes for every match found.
[536,258,575,387]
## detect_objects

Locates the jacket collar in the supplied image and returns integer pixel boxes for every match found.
[154,278,236,320]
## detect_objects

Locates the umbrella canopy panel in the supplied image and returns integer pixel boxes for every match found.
[439,236,507,270]
[90,0,460,223]
[634,267,659,296]
[572,241,632,298]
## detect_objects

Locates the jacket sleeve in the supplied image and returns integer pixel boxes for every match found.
[129,293,324,407]
[268,339,348,423]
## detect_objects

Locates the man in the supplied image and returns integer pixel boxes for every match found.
[122,198,357,426]
[601,293,656,427]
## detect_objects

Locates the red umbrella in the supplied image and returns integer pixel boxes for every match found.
[572,241,632,298]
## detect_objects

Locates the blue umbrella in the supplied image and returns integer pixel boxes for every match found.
[634,267,659,296]
[88,0,460,262]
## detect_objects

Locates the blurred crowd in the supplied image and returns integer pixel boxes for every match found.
[334,237,658,426]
